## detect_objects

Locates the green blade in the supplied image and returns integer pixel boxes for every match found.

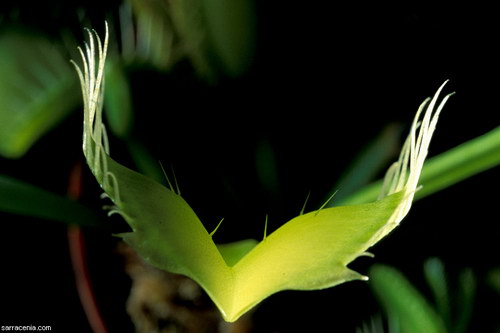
[423,258,451,329]
[326,124,401,206]
[104,58,133,138]
[0,30,79,158]
[341,126,500,205]
[127,139,166,185]
[255,138,280,195]
[0,174,105,228]
[453,268,476,333]
[126,0,175,69]
[169,0,216,79]
[487,268,500,294]
[370,264,446,333]
[127,0,256,78]
[202,0,256,76]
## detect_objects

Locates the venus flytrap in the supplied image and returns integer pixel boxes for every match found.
[72,25,453,322]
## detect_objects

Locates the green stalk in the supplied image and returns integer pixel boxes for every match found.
[340,126,500,205]
[0,174,106,228]
[370,264,446,333]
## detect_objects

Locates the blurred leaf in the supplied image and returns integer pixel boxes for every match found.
[0,30,79,158]
[370,264,446,333]
[104,58,134,138]
[356,315,386,333]
[126,0,175,69]
[454,268,475,333]
[487,268,500,294]
[127,0,256,78]
[169,0,216,79]
[255,138,280,195]
[202,0,256,76]
[388,315,402,333]
[216,239,258,266]
[415,126,500,199]
[0,174,105,228]
[423,258,451,329]
[341,126,500,205]
[326,124,401,206]
[127,139,166,185]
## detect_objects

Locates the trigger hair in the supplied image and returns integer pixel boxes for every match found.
[300,191,311,215]
[315,189,339,216]
[159,161,181,195]
[263,214,269,241]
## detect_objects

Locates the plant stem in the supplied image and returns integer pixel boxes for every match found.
[339,126,500,205]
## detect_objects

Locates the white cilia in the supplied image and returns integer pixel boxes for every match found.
[72,24,453,322]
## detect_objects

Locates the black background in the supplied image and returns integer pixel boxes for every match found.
[1,1,499,332]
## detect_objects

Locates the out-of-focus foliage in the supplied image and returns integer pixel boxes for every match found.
[103,58,134,138]
[340,126,500,205]
[0,174,105,228]
[488,268,500,294]
[121,0,176,70]
[126,0,256,78]
[0,0,257,160]
[370,264,446,333]
[423,258,451,328]
[370,258,476,333]
[0,30,79,158]
[201,0,256,77]
[255,138,280,195]
[326,124,402,206]
[356,316,385,333]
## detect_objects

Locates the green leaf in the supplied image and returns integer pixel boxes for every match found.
[95,152,406,321]
[73,27,450,322]
[415,127,500,199]
[146,0,257,78]
[202,0,256,76]
[326,124,402,206]
[104,58,133,138]
[169,0,216,79]
[217,239,258,267]
[127,139,166,185]
[370,264,446,333]
[0,175,105,228]
[340,126,500,205]
[423,258,451,329]
[0,30,79,158]
[454,268,475,333]
[255,138,280,195]
[126,0,175,70]
[356,315,386,333]
[487,268,500,294]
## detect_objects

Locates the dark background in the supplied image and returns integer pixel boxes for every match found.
[0,1,499,332]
